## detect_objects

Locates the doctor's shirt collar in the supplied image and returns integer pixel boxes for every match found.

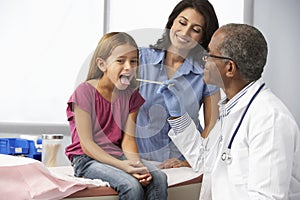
[218,81,255,118]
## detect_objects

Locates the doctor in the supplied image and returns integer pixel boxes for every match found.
[157,23,300,199]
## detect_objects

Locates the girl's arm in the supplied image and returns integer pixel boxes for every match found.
[74,104,147,174]
[201,91,220,138]
[122,110,140,161]
[122,109,152,185]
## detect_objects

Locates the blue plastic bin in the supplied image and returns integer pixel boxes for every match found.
[0,138,41,160]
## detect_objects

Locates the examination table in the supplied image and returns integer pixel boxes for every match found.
[1,155,202,200]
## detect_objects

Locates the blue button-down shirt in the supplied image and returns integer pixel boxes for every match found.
[136,47,219,162]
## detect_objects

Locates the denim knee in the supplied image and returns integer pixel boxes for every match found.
[153,169,168,186]
[117,178,144,200]
[147,170,168,199]
[141,160,168,199]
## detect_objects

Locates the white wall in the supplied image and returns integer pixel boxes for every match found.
[0,0,243,135]
[107,0,243,46]
[0,0,104,125]
[250,0,300,126]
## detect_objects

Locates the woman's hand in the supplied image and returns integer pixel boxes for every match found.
[159,158,191,169]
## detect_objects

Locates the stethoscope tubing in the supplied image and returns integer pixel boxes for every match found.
[227,83,265,149]
[221,83,265,164]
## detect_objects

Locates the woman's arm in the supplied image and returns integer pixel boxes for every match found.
[201,91,220,138]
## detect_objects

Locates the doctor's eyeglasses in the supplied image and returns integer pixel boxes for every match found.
[202,53,238,69]
[202,54,235,62]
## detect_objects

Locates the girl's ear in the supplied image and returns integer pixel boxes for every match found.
[96,57,106,72]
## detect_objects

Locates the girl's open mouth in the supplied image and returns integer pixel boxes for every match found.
[119,74,131,85]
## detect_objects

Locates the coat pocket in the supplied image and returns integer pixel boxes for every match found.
[227,147,249,185]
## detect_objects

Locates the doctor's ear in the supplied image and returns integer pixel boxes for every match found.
[225,61,238,78]
[96,57,107,72]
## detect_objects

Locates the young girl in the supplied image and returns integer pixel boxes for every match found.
[65,32,168,200]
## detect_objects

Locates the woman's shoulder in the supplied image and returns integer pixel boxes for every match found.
[139,47,163,63]
[138,46,153,53]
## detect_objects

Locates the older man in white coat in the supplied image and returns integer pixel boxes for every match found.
[157,23,300,200]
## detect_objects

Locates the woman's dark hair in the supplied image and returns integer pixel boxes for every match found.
[151,0,219,52]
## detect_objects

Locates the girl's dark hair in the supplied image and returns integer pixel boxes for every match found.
[86,32,139,88]
[151,0,218,55]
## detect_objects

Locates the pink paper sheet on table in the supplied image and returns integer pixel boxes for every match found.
[0,155,107,200]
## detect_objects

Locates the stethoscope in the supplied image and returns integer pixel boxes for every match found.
[221,83,265,165]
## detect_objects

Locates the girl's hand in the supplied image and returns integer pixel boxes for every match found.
[159,158,191,169]
[121,160,149,175]
[131,161,152,186]
[123,160,152,186]
[132,172,152,186]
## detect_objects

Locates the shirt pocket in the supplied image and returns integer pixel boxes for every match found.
[227,147,249,185]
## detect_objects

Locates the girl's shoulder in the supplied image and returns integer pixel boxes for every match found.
[78,80,97,89]
[73,81,96,96]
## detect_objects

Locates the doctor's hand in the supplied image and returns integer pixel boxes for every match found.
[156,79,185,117]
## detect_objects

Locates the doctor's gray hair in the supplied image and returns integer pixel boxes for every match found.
[217,23,268,82]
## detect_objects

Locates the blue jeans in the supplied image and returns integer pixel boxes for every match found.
[72,155,168,200]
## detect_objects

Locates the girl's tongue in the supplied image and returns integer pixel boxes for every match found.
[120,75,130,85]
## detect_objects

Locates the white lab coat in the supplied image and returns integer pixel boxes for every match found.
[168,79,300,200]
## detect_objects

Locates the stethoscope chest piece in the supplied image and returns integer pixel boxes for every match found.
[220,83,265,166]
[221,151,232,165]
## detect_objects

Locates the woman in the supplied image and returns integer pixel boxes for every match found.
[136,0,220,168]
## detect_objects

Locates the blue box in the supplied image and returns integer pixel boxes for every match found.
[0,138,41,161]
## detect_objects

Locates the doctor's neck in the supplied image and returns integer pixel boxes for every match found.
[223,79,249,100]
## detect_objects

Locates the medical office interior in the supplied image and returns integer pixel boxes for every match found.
[0,0,299,198]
